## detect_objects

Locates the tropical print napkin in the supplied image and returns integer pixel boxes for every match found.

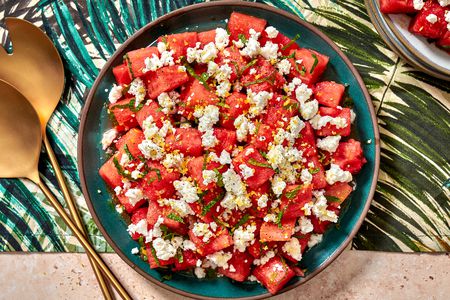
[0,0,448,252]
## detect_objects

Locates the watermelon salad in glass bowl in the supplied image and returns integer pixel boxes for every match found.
[79,2,379,299]
[380,0,450,53]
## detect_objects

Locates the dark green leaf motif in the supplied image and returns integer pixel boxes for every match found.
[0,0,448,253]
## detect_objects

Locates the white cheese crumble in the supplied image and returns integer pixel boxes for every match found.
[125,188,144,206]
[153,237,177,260]
[271,175,287,197]
[167,198,194,217]
[426,13,438,24]
[325,164,353,185]
[195,267,206,278]
[317,135,341,153]
[295,83,313,103]
[157,91,179,114]
[196,105,220,132]
[260,41,279,61]
[234,114,254,142]
[299,216,314,234]
[300,169,313,185]
[413,0,424,10]
[131,247,139,255]
[108,84,123,103]
[257,194,269,208]
[265,26,279,39]
[101,128,118,150]
[308,234,323,248]
[239,29,261,58]
[233,225,257,252]
[162,152,184,169]
[312,190,339,223]
[173,179,199,203]
[300,100,319,120]
[253,250,275,266]
[282,237,302,261]
[247,90,273,117]
[138,139,165,160]
[201,129,219,148]
[157,41,166,53]
[215,28,230,50]
[206,251,233,269]
[310,114,347,130]
[128,78,146,106]
[239,164,255,179]
[143,50,175,73]
[193,222,214,242]
[439,0,450,6]
[127,219,148,236]
[183,239,197,251]
[276,59,291,75]
[202,169,218,185]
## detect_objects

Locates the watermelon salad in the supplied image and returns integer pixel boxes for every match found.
[380,0,450,53]
[99,11,367,295]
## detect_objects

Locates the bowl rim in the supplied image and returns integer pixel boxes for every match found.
[78,1,380,299]
[365,0,450,81]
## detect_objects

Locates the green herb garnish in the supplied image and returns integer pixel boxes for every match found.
[110,98,144,112]
[240,58,258,74]
[161,274,172,281]
[231,214,250,232]
[167,212,184,223]
[124,54,134,78]
[213,169,224,188]
[309,167,320,174]
[238,33,248,44]
[248,158,272,169]
[275,208,285,228]
[281,33,301,51]
[285,185,302,199]
[325,195,341,203]
[184,64,211,90]
[112,157,134,180]
[150,245,160,266]
[201,191,225,216]
[310,53,319,74]
[124,144,134,160]
[149,168,162,181]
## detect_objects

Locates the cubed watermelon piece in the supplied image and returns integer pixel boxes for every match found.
[173,250,199,271]
[263,95,299,130]
[314,81,346,108]
[198,29,216,47]
[135,101,168,129]
[379,0,415,14]
[232,146,275,189]
[250,123,274,151]
[409,0,448,39]
[146,245,176,269]
[325,182,353,208]
[212,128,237,154]
[247,183,270,218]
[130,207,149,240]
[294,122,317,158]
[241,57,286,92]
[289,48,329,85]
[99,155,122,189]
[187,156,226,190]
[179,79,220,119]
[188,227,233,256]
[252,256,295,294]
[260,218,296,242]
[303,155,327,189]
[165,128,203,157]
[108,98,139,131]
[228,12,267,42]
[159,32,198,60]
[146,65,189,99]
[139,162,180,201]
[279,184,313,220]
[146,199,187,234]
[218,250,253,282]
[332,138,367,174]
[115,128,145,158]
[219,92,250,130]
[316,107,351,137]
[113,64,132,85]
[260,31,300,56]
[125,47,159,78]
[215,46,249,82]
[247,239,262,258]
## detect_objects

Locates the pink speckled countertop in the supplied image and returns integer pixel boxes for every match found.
[1,250,449,299]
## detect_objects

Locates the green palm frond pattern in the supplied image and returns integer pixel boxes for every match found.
[0,0,448,252]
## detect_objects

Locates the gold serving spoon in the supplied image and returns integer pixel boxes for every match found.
[0,80,131,300]
[0,18,126,299]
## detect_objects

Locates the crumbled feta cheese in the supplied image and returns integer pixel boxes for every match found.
[413,0,424,10]
[271,175,286,197]
[131,247,139,255]
[173,179,199,203]
[312,191,339,222]
[234,225,257,252]
[265,26,279,39]
[115,204,124,214]
[310,114,347,130]
[350,109,356,123]
[439,0,450,6]
[247,90,273,116]
[239,164,255,179]
[302,201,314,216]
[288,116,305,140]
[157,41,166,53]
[168,198,194,217]
[446,11,450,31]
[299,216,314,234]
[426,13,438,24]
[308,234,323,248]
[131,170,142,180]
[295,83,313,103]
[197,105,220,132]
[101,128,118,150]
[124,188,144,206]
[114,186,122,196]
[276,59,291,75]
[199,42,219,63]
[207,251,233,269]
[216,80,232,97]
[162,152,184,169]
[234,114,253,142]
[193,222,214,242]
[257,194,269,208]
[127,219,148,236]
[215,28,230,50]
[282,237,302,261]
[229,265,236,273]
[183,239,197,251]
[194,267,206,278]
[108,84,123,103]
[300,100,319,120]
[317,135,341,153]
[239,32,260,58]
[207,61,219,76]
[260,41,279,60]
[325,164,353,185]
[253,250,275,266]
[233,39,245,48]
[153,237,177,260]
[138,139,165,160]
[216,64,233,82]
[203,169,218,185]
[202,129,219,148]
[128,78,146,107]
[299,168,312,184]
[157,91,179,114]
[219,150,232,165]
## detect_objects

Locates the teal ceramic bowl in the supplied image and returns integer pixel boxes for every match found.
[78,1,380,299]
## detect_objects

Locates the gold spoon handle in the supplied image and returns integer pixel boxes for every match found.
[43,135,114,300]
[36,177,132,300]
